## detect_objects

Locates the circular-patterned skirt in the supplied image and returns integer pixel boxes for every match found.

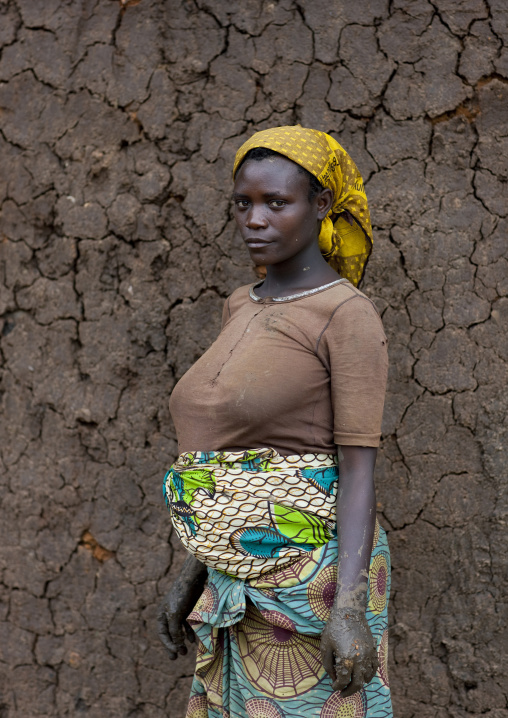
[184,522,392,717]
[234,603,326,699]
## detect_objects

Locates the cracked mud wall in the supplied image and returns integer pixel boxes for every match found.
[0,0,506,716]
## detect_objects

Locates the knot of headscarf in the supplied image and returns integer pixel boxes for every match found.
[233,125,373,287]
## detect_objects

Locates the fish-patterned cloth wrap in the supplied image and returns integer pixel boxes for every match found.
[163,449,393,717]
[233,125,373,287]
[163,448,339,580]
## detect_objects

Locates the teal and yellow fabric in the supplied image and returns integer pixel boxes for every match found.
[164,449,339,580]
[163,449,393,717]
[185,522,392,717]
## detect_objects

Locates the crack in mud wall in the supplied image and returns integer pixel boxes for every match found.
[0,0,507,716]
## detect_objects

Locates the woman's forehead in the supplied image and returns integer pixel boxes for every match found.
[234,155,307,193]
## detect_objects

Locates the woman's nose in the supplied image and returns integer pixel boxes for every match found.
[245,206,268,229]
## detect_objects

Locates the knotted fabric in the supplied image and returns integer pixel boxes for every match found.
[233,125,373,286]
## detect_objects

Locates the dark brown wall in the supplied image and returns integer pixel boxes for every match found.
[0,1,506,716]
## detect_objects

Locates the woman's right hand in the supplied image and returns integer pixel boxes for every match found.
[157,555,207,660]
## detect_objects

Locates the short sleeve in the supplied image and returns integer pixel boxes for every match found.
[317,296,388,447]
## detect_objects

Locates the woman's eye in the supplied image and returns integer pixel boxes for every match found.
[269,200,286,208]
[235,200,249,208]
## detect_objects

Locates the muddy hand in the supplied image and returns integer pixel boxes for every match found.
[157,555,207,661]
[157,588,196,660]
[320,606,378,697]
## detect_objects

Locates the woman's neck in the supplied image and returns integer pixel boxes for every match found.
[255,244,340,298]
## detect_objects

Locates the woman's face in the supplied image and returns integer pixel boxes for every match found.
[233,155,332,267]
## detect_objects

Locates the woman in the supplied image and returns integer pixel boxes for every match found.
[158,126,392,718]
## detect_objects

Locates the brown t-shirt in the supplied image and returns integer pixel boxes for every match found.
[169,280,388,456]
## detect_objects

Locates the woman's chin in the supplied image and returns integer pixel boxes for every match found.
[246,248,273,265]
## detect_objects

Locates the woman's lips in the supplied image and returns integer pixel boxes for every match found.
[245,238,273,249]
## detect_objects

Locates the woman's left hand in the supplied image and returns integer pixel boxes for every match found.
[320,606,378,697]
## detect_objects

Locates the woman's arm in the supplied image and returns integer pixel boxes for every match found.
[335,445,377,610]
[157,553,208,659]
[320,445,378,696]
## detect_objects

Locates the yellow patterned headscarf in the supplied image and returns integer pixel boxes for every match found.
[233,125,372,286]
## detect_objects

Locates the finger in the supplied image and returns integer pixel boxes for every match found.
[167,616,188,655]
[332,657,353,692]
[340,664,366,698]
[156,611,171,644]
[156,614,178,658]
[320,642,336,683]
[184,620,196,644]
[157,611,186,656]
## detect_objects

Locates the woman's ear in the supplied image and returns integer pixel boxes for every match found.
[316,188,334,220]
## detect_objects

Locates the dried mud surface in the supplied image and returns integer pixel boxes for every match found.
[0,1,507,716]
